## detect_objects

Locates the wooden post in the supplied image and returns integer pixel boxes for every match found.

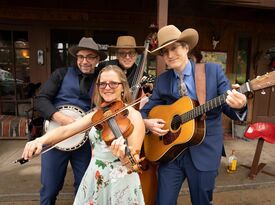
[248,138,266,179]
[156,0,168,75]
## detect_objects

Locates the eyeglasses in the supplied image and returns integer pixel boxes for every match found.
[160,43,184,57]
[76,54,98,62]
[117,51,137,58]
[97,81,122,89]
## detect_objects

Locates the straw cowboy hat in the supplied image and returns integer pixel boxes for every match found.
[150,25,199,55]
[109,36,145,54]
[69,37,107,61]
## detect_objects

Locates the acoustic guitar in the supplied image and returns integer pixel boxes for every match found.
[144,71,275,163]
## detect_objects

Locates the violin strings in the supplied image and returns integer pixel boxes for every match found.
[86,95,149,132]
[107,115,140,173]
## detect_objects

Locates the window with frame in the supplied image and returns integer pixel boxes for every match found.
[0,30,30,116]
[51,29,85,72]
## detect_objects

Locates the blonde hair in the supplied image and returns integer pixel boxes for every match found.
[93,65,132,107]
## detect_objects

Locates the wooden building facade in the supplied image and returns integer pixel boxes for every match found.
[0,0,275,125]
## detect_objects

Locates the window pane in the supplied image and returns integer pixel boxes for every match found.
[0,67,14,96]
[14,40,29,49]
[0,81,15,98]
[0,48,13,65]
[13,31,28,48]
[14,32,30,103]
[1,102,16,115]
[16,83,30,100]
[0,30,12,47]
[15,49,30,65]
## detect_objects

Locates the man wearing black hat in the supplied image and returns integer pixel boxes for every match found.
[34,37,107,205]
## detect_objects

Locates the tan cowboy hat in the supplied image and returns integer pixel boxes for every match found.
[69,37,107,61]
[109,36,145,54]
[150,25,199,56]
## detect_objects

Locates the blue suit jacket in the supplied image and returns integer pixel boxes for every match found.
[141,61,244,171]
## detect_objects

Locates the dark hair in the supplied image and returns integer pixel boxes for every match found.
[189,50,203,63]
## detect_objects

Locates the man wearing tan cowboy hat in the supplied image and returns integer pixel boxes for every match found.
[98,35,153,94]
[34,37,107,205]
[140,25,247,205]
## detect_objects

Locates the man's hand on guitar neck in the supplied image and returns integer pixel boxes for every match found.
[52,111,76,126]
[226,84,247,110]
[144,119,169,136]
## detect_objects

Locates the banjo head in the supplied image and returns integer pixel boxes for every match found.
[45,105,89,151]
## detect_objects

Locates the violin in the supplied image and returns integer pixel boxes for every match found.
[92,100,134,145]
[91,100,144,173]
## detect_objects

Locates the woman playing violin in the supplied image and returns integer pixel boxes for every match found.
[22,65,145,205]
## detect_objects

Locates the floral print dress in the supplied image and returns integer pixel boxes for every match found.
[73,127,145,205]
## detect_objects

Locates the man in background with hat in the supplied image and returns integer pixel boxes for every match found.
[34,37,107,205]
[140,25,247,205]
[98,35,153,94]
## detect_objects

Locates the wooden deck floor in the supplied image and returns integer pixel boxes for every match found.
[1,138,275,204]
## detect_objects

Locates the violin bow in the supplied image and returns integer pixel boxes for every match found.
[13,95,149,165]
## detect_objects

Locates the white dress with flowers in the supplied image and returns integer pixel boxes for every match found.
[73,127,144,205]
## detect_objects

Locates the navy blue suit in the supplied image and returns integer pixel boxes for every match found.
[35,67,94,205]
[141,61,246,205]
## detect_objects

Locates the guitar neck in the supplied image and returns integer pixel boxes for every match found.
[181,82,251,123]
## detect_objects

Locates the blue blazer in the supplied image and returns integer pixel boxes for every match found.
[141,61,244,171]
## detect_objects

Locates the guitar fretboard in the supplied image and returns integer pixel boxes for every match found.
[180,82,250,123]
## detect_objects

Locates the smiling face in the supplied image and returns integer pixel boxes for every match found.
[98,70,124,103]
[116,48,137,69]
[160,42,189,73]
[93,65,132,107]
[76,49,100,74]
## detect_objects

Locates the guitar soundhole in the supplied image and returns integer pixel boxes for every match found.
[171,115,181,131]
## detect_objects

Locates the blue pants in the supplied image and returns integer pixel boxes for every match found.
[157,151,217,205]
[40,140,91,205]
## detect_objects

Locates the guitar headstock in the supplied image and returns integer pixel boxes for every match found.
[249,71,275,92]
